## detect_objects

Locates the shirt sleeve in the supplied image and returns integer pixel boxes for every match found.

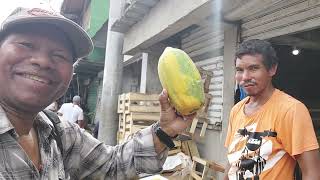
[278,102,319,156]
[77,109,84,121]
[62,122,167,179]
[225,107,235,148]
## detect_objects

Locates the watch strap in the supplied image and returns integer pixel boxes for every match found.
[152,122,175,149]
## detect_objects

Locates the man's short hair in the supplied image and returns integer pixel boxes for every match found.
[73,96,81,103]
[236,39,279,70]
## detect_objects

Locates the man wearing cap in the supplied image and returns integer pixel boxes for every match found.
[0,7,195,179]
[58,95,84,128]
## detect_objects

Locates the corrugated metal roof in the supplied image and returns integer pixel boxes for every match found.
[60,0,89,23]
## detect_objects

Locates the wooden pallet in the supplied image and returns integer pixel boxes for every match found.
[198,67,213,94]
[189,156,225,180]
[124,93,160,114]
[168,140,183,156]
[197,93,213,119]
[127,112,159,133]
[189,117,209,138]
[117,92,161,143]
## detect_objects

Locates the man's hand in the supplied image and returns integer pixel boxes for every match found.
[153,89,196,153]
[158,89,196,137]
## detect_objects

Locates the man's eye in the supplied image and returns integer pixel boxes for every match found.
[249,66,259,71]
[52,54,72,63]
[53,54,66,60]
[19,42,34,48]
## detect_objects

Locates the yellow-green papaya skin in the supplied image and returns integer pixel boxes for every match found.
[158,47,205,115]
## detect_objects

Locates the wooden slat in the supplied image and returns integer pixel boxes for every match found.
[130,125,148,133]
[168,148,181,156]
[189,171,202,180]
[117,94,126,113]
[181,141,191,157]
[127,105,160,113]
[130,113,160,121]
[200,121,208,137]
[190,171,202,180]
[189,118,199,134]
[192,156,208,166]
[173,140,182,147]
[202,166,209,179]
[187,141,200,159]
[127,92,159,101]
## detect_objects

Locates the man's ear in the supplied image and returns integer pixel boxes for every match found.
[269,64,278,76]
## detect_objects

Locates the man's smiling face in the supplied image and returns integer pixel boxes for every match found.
[0,24,74,112]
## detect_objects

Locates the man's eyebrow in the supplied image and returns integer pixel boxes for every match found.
[248,64,260,68]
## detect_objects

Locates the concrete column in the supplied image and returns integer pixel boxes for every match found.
[98,0,124,145]
[139,53,148,93]
[221,23,239,159]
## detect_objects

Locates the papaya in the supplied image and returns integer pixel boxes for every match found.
[158,47,205,115]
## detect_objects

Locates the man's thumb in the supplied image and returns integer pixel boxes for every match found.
[159,89,171,112]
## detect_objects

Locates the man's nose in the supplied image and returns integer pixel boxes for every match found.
[29,53,54,69]
[242,70,251,80]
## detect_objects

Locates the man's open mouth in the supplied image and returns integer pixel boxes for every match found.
[17,73,52,85]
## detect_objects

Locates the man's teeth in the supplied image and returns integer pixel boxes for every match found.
[23,74,49,84]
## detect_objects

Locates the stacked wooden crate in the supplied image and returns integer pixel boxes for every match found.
[188,67,213,138]
[117,92,160,143]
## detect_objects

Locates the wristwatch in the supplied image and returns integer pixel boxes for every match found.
[152,122,176,149]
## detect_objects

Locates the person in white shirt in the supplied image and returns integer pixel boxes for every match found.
[58,95,84,128]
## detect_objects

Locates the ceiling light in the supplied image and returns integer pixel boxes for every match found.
[292,47,300,55]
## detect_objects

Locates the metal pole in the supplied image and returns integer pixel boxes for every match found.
[98,0,124,145]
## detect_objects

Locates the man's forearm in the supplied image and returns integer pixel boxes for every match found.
[296,149,320,180]
[302,174,320,180]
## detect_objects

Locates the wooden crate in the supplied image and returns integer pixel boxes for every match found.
[198,67,213,94]
[117,92,161,144]
[189,156,225,180]
[124,93,160,114]
[197,93,213,119]
[126,112,159,134]
[168,140,182,156]
[117,94,126,113]
[188,92,212,138]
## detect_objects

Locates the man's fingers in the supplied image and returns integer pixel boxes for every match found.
[159,89,171,112]
[183,112,197,121]
[183,115,195,126]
